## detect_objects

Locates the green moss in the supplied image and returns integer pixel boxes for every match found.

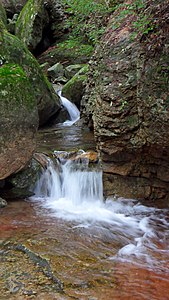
[0,63,36,111]
[0,63,25,79]
[0,3,7,27]
[39,41,93,66]
[58,39,94,57]
[15,0,43,46]
[0,28,56,103]
[62,73,87,105]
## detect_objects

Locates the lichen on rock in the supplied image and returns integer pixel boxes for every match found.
[83,0,169,201]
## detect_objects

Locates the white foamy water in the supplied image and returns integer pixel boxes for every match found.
[31,156,169,272]
[57,90,80,126]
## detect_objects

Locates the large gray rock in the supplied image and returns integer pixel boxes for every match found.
[0,23,61,179]
[15,0,65,53]
[83,0,169,201]
[0,23,61,126]
[0,61,38,180]
[15,0,49,52]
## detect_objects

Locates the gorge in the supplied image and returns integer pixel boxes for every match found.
[0,0,169,299]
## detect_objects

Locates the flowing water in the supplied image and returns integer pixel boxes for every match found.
[1,122,169,300]
[57,90,80,126]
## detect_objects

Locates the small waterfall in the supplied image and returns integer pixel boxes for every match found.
[34,156,103,204]
[57,90,80,126]
[32,154,169,271]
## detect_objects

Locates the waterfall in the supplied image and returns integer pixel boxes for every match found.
[34,157,103,203]
[32,154,169,270]
[57,90,80,126]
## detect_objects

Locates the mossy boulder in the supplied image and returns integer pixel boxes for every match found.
[0,2,7,26]
[47,62,64,81]
[38,42,93,67]
[15,0,49,52]
[0,24,61,126]
[62,65,89,108]
[0,63,39,180]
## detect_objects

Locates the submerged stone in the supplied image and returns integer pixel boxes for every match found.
[0,197,7,208]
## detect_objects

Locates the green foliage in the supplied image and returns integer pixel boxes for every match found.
[62,0,115,45]
[58,39,94,57]
[113,0,154,39]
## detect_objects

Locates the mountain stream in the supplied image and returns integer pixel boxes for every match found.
[0,98,169,300]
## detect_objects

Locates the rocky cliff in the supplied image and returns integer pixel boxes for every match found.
[83,0,169,201]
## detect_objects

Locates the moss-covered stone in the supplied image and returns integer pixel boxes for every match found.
[0,2,7,26]
[65,64,87,80]
[15,0,48,52]
[62,65,89,107]
[0,62,39,180]
[0,23,61,125]
[38,42,93,67]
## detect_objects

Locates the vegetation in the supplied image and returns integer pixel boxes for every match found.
[62,0,117,46]
[113,0,154,39]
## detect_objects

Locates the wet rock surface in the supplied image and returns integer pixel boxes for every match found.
[0,197,169,300]
[83,0,169,201]
[0,197,7,208]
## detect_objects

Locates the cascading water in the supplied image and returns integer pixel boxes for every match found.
[32,154,169,273]
[57,90,80,126]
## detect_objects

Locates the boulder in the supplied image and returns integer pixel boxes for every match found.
[5,157,43,198]
[83,0,169,201]
[47,62,64,81]
[38,43,93,67]
[0,24,61,126]
[15,0,65,54]
[62,65,89,108]
[65,64,87,80]
[0,62,38,180]
[44,0,65,41]
[15,0,49,53]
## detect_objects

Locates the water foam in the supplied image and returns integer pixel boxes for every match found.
[57,90,80,126]
[31,156,169,272]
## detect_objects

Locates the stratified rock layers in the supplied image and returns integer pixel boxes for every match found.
[83,1,169,201]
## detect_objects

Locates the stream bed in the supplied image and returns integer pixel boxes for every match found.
[1,122,169,300]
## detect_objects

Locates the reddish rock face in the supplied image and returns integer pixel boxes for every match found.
[83,0,169,201]
[0,62,38,180]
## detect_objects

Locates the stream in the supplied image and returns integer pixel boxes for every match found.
[1,100,169,299]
